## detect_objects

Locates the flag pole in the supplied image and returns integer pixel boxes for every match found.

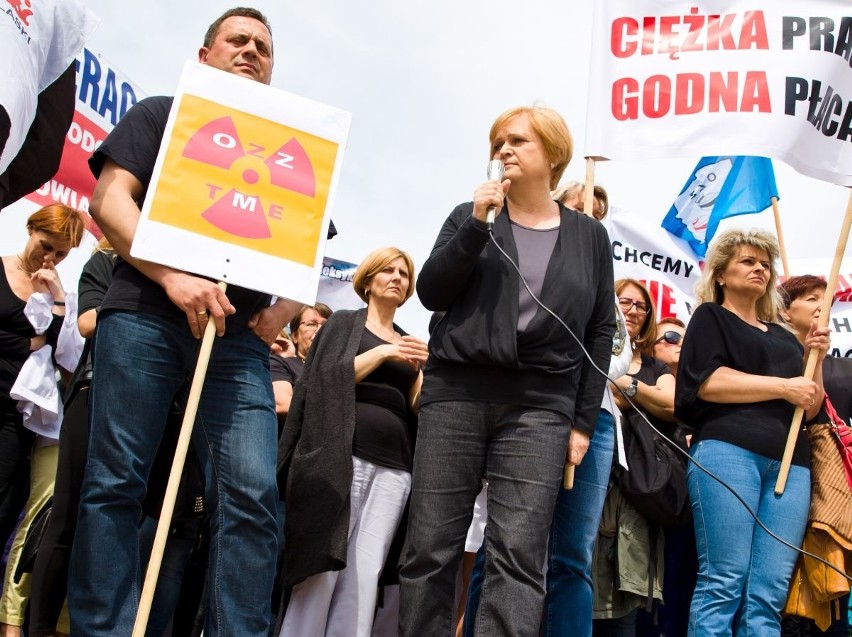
[582,156,596,221]
[771,196,790,278]
[132,281,227,636]
[775,192,852,494]
[563,157,598,492]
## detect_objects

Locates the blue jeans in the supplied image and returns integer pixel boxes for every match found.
[687,439,810,637]
[69,311,278,637]
[399,401,571,637]
[138,516,196,637]
[544,409,615,637]
[463,410,615,637]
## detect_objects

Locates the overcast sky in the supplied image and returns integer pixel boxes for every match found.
[4,0,849,337]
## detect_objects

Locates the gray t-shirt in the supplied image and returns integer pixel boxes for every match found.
[511,220,559,333]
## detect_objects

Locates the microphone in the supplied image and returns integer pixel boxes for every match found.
[485,160,505,229]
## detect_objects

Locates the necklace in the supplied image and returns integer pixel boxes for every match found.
[366,318,397,342]
[15,255,35,276]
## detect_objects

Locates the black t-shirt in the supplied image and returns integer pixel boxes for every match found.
[352,328,419,472]
[78,249,116,315]
[675,302,809,466]
[270,355,303,385]
[1,265,37,399]
[623,354,677,440]
[0,263,62,400]
[89,96,271,331]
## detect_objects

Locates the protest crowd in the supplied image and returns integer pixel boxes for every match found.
[1,5,852,637]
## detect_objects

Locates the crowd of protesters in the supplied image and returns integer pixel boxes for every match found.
[1,5,851,637]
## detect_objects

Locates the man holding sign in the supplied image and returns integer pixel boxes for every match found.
[69,9,300,636]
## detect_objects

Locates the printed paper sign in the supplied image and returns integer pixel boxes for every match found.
[132,62,352,304]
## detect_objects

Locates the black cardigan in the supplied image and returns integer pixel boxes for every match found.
[277,308,362,586]
[417,201,615,436]
[276,308,415,587]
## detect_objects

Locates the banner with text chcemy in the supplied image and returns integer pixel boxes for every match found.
[605,205,852,358]
[585,1,852,186]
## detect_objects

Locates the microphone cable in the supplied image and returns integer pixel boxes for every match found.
[487,228,852,584]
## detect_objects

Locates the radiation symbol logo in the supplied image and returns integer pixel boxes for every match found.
[181,115,317,239]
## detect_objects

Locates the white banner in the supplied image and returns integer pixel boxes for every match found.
[26,48,145,217]
[585,1,852,186]
[132,62,352,304]
[0,0,98,173]
[318,256,364,311]
[605,206,852,357]
[605,205,702,320]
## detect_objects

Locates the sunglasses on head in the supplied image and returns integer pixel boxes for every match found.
[655,330,683,345]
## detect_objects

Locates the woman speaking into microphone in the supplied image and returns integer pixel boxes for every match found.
[399,106,615,637]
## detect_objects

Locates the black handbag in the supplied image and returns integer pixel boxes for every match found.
[613,411,690,526]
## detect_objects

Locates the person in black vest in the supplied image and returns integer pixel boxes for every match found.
[593,278,676,635]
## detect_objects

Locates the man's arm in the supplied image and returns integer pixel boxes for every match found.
[89,159,235,337]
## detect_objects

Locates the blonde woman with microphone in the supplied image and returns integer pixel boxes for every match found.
[400,105,614,637]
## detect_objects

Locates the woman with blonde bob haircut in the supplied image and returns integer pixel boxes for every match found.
[278,246,428,637]
[675,228,830,636]
[489,105,573,190]
[400,105,614,637]
[352,246,417,306]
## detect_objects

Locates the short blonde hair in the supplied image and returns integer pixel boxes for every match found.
[489,106,573,190]
[694,228,783,323]
[352,247,416,306]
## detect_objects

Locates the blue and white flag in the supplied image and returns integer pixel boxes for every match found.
[661,156,779,258]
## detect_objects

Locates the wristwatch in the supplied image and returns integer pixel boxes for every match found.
[624,377,639,398]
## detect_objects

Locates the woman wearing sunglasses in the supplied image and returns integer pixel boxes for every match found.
[653,318,686,377]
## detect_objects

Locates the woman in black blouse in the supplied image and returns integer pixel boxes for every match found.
[278,247,428,637]
[0,204,83,556]
[675,229,829,637]
[778,274,851,637]
[593,278,676,631]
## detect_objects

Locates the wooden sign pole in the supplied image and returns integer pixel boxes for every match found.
[132,281,227,636]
